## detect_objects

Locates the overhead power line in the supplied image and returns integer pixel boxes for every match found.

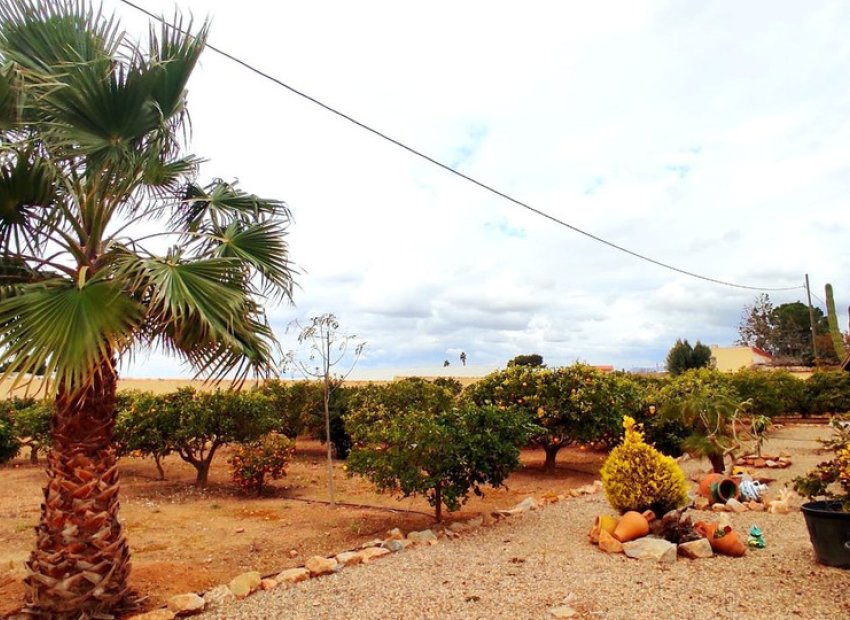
[117,0,803,293]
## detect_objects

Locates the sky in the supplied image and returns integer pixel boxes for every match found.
[103,0,850,379]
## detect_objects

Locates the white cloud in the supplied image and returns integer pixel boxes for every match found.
[104,0,850,377]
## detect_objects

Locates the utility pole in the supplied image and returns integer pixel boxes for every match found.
[805,274,819,366]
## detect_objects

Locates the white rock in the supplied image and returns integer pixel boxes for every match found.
[203,585,235,609]
[500,496,540,515]
[623,538,677,563]
[725,498,747,513]
[385,527,404,540]
[678,538,713,559]
[448,521,469,533]
[260,578,278,591]
[167,593,205,615]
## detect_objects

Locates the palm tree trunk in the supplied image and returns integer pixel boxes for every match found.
[24,364,133,618]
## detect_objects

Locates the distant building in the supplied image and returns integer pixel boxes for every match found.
[709,345,773,372]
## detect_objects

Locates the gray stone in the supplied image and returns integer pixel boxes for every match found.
[623,537,677,563]
[407,529,438,545]
[448,521,469,533]
[203,585,235,609]
[678,538,713,559]
[385,527,404,540]
[167,593,205,615]
[381,539,406,552]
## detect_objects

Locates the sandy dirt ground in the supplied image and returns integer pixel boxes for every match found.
[0,439,603,616]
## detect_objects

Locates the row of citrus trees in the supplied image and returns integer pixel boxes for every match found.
[2,367,849,516]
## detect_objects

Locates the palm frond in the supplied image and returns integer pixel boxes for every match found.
[173,180,291,231]
[211,220,295,302]
[0,277,143,391]
[144,14,208,121]
[0,150,58,254]
[0,0,122,77]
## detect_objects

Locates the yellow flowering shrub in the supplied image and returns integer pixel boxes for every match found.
[601,416,690,514]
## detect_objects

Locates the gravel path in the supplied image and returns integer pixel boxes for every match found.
[202,425,850,620]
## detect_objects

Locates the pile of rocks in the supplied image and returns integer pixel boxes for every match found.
[735,454,792,469]
[589,509,742,563]
[127,486,610,619]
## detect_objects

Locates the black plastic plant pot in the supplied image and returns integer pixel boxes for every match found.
[801,501,850,568]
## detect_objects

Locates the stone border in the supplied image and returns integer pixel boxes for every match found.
[128,481,605,619]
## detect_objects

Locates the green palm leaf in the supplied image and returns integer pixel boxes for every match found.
[175,181,290,231]
[0,150,58,253]
[0,278,143,390]
[213,220,295,301]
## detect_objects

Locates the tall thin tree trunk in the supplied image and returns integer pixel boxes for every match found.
[708,452,725,474]
[324,370,335,507]
[434,481,443,523]
[25,363,133,618]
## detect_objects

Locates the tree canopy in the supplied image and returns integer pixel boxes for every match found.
[738,295,830,365]
[665,339,712,375]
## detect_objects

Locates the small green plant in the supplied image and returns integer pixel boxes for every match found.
[793,419,850,511]
[750,414,772,458]
[794,418,850,512]
[601,416,690,515]
[229,433,295,495]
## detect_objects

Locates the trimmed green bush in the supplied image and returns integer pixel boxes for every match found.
[803,371,850,416]
[730,369,804,417]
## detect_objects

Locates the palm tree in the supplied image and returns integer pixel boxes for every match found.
[0,2,293,617]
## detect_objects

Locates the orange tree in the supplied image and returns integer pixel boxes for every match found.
[345,378,532,521]
[0,2,293,616]
[466,363,641,472]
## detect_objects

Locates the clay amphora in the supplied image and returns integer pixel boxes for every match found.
[711,478,740,504]
[699,473,724,498]
[613,510,655,542]
[694,521,746,557]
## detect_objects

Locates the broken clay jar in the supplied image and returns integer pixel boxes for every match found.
[694,521,747,557]
[613,510,656,543]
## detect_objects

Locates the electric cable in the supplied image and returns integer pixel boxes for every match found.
[117,0,804,293]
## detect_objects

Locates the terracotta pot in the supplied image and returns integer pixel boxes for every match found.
[613,510,655,542]
[711,478,740,504]
[694,521,746,557]
[712,526,747,557]
[699,473,724,498]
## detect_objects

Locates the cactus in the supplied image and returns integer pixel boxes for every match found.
[825,284,849,360]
